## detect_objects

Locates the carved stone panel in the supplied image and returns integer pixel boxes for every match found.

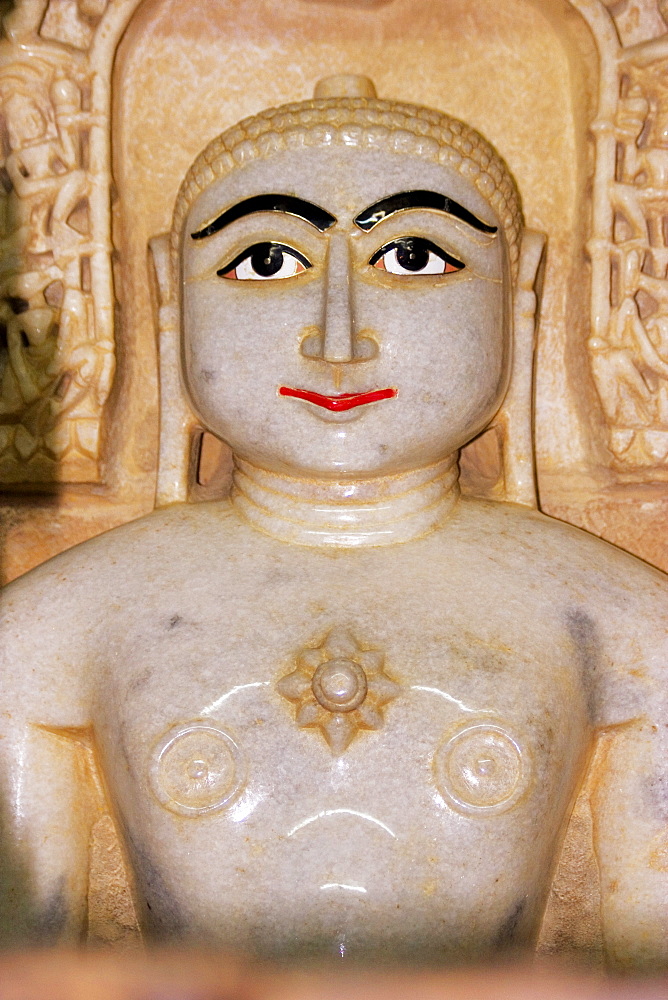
[0,0,114,482]
[589,3,668,474]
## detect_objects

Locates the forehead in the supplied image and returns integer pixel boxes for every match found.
[185,143,501,235]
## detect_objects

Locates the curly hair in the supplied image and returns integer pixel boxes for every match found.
[171,96,523,278]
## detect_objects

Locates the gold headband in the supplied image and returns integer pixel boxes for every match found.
[172,97,523,277]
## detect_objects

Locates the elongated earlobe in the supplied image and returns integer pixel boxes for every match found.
[459,229,546,507]
[149,233,201,507]
[495,229,546,507]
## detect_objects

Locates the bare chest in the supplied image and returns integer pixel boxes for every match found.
[93,565,591,955]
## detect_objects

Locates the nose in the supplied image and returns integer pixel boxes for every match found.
[300,233,377,363]
[322,232,355,362]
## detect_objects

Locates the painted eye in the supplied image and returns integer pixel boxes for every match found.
[218,242,311,280]
[369,237,464,276]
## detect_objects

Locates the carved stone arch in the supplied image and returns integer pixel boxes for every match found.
[1,0,668,578]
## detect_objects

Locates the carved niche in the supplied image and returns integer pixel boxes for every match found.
[1,0,668,493]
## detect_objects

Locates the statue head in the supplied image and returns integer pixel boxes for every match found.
[152,78,543,503]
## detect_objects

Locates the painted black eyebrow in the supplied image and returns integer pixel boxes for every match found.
[191,194,337,240]
[353,190,498,235]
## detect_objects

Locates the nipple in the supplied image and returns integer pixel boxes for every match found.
[313,74,377,99]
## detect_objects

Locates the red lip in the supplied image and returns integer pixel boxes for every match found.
[279,387,397,411]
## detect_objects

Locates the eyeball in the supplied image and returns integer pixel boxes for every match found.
[218,242,311,280]
[370,237,464,276]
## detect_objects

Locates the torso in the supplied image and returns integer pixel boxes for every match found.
[87,499,596,959]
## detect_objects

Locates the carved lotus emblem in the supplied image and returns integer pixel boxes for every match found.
[277,627,400,754]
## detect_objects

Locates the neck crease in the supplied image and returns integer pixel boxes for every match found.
[231,455,460,548]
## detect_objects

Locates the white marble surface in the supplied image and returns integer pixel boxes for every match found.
[0,84,666,969]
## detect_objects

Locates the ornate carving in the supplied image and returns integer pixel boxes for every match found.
[149,721,246,817]
[588,18,668,473]
[277,627,400,754]
[0,0,114,483]
[433,719,531,815]
[605,0,668,48]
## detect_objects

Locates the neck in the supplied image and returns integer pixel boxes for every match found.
[230,455,460,548]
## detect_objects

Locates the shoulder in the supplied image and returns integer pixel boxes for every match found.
[1,497,268,649]
[0,501,243,721]
[4,499,239,592]
[455,497,667,593]
[453,499,668,725]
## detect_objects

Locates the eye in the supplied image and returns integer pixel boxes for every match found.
[369,237,464,276]
[217,242,311,280]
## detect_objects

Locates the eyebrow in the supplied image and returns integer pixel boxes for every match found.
[191,194,337,240]
[353,190,498,235]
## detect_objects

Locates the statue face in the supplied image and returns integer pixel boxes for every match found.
[182,144,511,478]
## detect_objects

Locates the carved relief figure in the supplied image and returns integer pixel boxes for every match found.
[590,46,668,469]
[0,80,666,969]
[0,29,114,480]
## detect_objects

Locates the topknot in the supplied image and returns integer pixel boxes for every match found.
[172,96,523,277]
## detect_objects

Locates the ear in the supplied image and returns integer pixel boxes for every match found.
[148,233,201,508]
[493,228,546,507]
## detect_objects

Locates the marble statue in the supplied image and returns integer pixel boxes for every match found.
[0,76,666,970]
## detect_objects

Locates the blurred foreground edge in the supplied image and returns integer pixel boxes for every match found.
[0,953,667,1000]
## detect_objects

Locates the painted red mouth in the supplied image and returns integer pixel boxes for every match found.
[279,387,397,411]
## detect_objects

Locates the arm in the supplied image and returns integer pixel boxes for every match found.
[0,558,100,945]
[588,572,668,972]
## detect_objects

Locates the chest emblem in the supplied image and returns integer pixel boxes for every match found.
[433,719,531,815]
[277,627,400,754]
